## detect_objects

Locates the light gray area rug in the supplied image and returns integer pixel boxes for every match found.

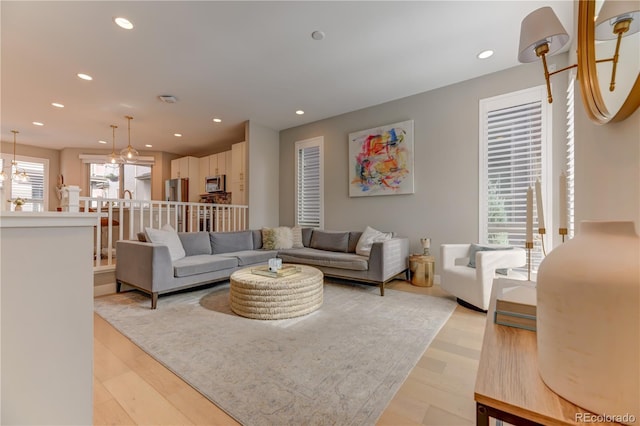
[94,281,456,425]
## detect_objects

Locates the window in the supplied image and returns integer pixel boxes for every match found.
[565,73,576,239]
[0,155,48,212]
[88,163,152,200]
[479,86,552,272]
[295,137,323,228]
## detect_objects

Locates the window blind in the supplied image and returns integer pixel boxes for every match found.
[295,138,323,228]
[10,160,46,211]
[480,86,549,272]
[566,74,576,238]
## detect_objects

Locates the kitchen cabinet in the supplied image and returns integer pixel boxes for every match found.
[170,156,199,201]
[198,150,231,194]
[171,156,198,180]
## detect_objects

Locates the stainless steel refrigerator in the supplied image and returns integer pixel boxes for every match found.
[165,178,189,230]
[165,178,189,202]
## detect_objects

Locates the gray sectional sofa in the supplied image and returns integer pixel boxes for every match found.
[116,228,409,309]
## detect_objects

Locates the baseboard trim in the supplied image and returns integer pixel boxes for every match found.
[94,283,117,297]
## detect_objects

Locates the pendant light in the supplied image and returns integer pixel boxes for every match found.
[120,115,139,163]
[108,124,122,165]
[1,130,29,183]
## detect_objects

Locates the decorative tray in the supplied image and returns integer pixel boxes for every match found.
[251,265,301,278]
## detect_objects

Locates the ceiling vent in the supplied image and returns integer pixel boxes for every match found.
[158,95,178,103]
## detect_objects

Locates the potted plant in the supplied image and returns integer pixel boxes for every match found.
[8,197,25,211]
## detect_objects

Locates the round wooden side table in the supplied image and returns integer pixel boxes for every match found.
[409,254,435,287]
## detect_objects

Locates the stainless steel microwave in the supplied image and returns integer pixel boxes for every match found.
[205,175,226,193]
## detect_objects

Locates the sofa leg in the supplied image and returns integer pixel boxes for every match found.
[379,282,384,296]
[151,293,158,310]
[116,281,122,293]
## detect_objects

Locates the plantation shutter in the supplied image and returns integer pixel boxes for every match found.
[566,74,576,238]
[480,86,550,271]
[295,137,323,228]
[11,160,46,211]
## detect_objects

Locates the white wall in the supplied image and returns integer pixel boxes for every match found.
[279,55,571,267]
[574,100,640,228]
[247,121,280,228]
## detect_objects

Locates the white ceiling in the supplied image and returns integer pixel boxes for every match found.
[1,1,573,157]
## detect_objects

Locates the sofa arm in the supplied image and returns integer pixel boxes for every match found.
[116,240,173,293]
[368,237,409,282]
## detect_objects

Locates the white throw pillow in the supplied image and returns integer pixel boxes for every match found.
[355,226,392,257]
[291,226,304,248]
[272,226,294,249]
[145,224,186,261]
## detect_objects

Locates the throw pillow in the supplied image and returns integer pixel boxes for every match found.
[262,227,294,250]
[145,224,186,261]
[310,230,350,252]
[291,226,304,248]
[355,226,393,256]
[262,227,276,250]
[273,227,294,249]
[467,243,513,275]
[178,232,212,256]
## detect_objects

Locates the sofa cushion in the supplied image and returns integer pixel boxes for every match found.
[310,230,349,252]
[178,232,212,256]
[173,255,238,278]
[252,229,263,249]
[355,226,393,256]
[278,248,368,271]
[220,250,279,266]
[145,224,186,261]
[210,231,254,254]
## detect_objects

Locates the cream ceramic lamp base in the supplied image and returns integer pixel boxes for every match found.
[536,221,639,424]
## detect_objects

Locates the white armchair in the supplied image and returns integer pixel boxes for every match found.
[440,244,526,311]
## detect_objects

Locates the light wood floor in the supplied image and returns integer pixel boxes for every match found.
[94,280,487,425]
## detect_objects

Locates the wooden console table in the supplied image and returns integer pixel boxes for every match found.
[474,278,617,426]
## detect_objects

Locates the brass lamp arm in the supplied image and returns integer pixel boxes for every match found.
[536,43,578,103]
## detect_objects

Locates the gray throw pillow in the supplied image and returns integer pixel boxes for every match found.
[178,232,212,256]
[210,231,254,254]
[310,230,350,253]
[467,243,513,275]
[348,232,363,253]
[301,228,313,247]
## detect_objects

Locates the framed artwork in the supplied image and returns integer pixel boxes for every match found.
[348,119,414,197]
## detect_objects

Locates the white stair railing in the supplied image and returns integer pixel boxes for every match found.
[78,197,248,268]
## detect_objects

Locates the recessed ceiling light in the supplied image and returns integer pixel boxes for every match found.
[77,73,93,81]
[477,50,494,59]
[32,121,44,126]
[174,133,182,137]
[98,140,108,144]
[311,30,325,41]
[114,17,134,30]
[296,110,305,115]
[145,144,153,148]
[51,102,64,108]
[212,118,222,123]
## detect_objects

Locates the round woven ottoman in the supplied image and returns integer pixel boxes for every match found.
[229,265,323,320]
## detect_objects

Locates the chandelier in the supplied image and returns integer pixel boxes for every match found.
[120,115,139,163]
[108,124,122,165]
[0,130,29,183]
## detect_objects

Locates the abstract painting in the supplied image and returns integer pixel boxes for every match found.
[348,120,414,197]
